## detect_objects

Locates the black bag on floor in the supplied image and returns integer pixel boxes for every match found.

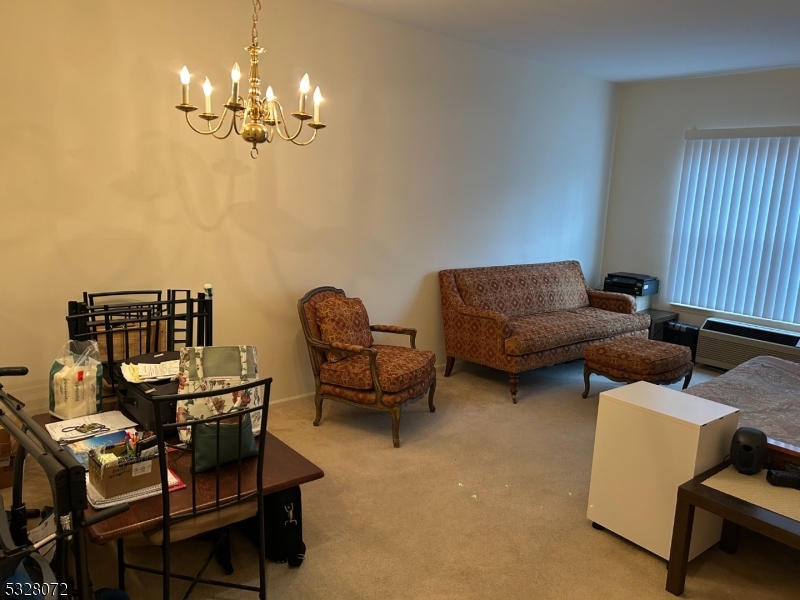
[242,486,305,567]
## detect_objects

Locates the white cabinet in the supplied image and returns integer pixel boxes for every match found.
[587,381,739,560]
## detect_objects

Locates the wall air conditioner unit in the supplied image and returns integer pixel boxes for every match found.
[695,318,800,370]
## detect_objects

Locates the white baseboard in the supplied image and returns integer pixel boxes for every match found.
[271,391,315,405]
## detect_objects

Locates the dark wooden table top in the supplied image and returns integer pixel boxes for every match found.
[32,413,324,545]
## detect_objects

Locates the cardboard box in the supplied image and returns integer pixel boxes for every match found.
[88,442,161,499]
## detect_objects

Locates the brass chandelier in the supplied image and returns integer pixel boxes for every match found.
[175,0,325,158]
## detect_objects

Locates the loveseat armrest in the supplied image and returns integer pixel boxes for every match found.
[371,324,417,349]
[457,306,512,338]
[587,289,636,314]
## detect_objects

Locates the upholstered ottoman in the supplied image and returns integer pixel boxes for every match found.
[582,337,693,398]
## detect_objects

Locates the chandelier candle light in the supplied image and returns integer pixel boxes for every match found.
[175,0,325,158]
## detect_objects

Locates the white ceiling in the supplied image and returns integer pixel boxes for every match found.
[323,0,800,82]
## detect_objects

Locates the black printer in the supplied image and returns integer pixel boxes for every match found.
[603,272,659,297]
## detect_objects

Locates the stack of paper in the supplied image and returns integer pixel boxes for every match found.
[45,411,137,443]
[120,359,179,383]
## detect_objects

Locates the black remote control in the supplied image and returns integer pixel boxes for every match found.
[766,470,800,489]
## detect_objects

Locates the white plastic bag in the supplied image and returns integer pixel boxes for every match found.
[49,341,103,419]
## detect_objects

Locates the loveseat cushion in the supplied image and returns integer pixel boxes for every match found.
[319,344,436,393]
[504,307,650,355]
[316,296,374,362]
[453,261,590,317]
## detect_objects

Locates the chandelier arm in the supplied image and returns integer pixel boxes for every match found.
[272,102,292,140]
[273,101,305,142]
[208,108,238,139]
[208,107,232,134]
[184,113,215,135]
[288,128,318,146]
[210,117,237,140]
[184,107,231,136]
[233,111,244,136]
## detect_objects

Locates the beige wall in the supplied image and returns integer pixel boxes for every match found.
[603,68,800,328]
[0,0,617,411]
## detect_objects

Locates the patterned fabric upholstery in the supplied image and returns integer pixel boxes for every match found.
[320,368,435,407]
[453,261,590,317]
[685,356,800,444]
[584,362,692,384]
[319,345,436,392]
[439,263,651,376]
[505,308,651,356]
[502,331,649,373]
[371,324,408,334]
[587,289,636,314]
[316,296,374,362]
[301,288,344,367]
[330,341,367,353]
[585,337,692,375]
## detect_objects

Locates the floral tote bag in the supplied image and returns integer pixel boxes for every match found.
[176,346,262,443]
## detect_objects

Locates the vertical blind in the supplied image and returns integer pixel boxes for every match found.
[668,133,800,324]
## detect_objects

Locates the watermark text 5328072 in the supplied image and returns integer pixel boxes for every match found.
[5,582,68,596]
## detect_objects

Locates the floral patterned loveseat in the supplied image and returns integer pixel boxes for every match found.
[439,260,651,403]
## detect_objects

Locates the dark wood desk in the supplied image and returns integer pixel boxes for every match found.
[32,413,324,544]
[666,461,800,596]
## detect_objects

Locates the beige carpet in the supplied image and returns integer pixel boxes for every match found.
[7,360,800,599]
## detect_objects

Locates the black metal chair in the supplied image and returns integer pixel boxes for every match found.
[66,290,214,395]
[81,289,213,350]
[116,377,273,600]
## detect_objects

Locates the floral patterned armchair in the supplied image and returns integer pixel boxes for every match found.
[298,286,436,447]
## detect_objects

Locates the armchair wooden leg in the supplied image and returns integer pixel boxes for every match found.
[390,405,402,448]
[509,372,519,404]
[313,393,323,426]
[444,356,455,377]
[682,366,693,389]
[428,378,436,413]
[582,365,592,399]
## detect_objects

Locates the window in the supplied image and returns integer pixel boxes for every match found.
[668,127,800,324]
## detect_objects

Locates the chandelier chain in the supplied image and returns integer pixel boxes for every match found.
[251,0,261,46]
